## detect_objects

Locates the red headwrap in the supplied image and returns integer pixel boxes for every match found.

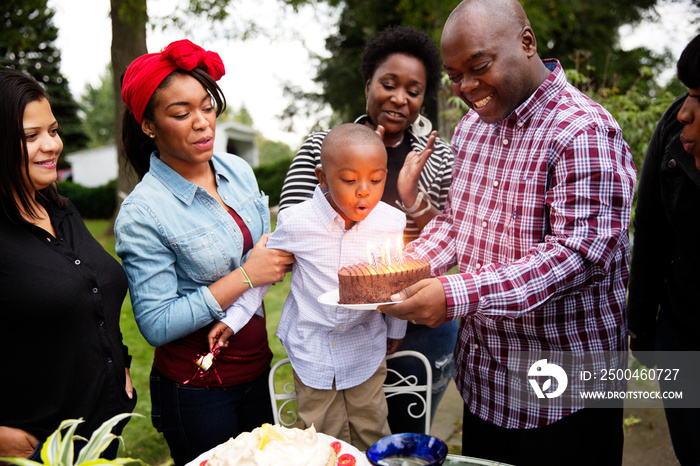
[121,39,225,125]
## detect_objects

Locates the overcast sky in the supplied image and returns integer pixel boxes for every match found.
[51,0,697,149]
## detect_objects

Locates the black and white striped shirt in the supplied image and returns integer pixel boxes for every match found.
[279,115,454,242]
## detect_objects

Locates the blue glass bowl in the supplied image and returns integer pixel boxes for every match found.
[366,433,448,466]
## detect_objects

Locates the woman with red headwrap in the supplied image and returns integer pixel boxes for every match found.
[114,40,294,465]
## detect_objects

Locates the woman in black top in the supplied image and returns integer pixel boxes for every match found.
[0,68,136,461]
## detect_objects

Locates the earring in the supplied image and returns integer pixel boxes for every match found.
[149,132,155,139]
[411,114,432,137]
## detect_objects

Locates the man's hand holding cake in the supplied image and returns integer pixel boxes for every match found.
[378,278,447,329]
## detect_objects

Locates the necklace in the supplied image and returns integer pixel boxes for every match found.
[390,133,405,148]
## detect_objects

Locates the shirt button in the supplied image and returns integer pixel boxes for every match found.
[492,180,499,188]
[502,139,509,145]
[224,195,229,200]
[332,342,337,346]
[99,320,105,327]
[338,325,343,330]
[92,288,98,294]
[476,263,482,270]
[473,344,479,350]
[106,358,113,364]
[74,259,81,266]
[247,218,251,222]
[481,220,488,228]
[668,159,677,168]
[517,122,524,128]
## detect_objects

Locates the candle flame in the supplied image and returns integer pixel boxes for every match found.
[396,235,404,266]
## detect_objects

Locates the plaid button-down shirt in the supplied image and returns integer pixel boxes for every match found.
[406,60,637,428]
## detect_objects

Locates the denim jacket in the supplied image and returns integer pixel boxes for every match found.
[115,152,270,347]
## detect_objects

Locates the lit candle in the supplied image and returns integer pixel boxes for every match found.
[395,235,404,266]
[367,243,378,268]
[382,239,391,266]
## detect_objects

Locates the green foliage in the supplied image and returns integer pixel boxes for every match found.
[253,157,293,206]
[150,0,261,40]
[232,104,254,126]
[115,0,148,35]
[590,87,675,177]
[58,180,118,219]
[80,66,116,147]
[521,0,668,92]
[258,137,294,166]
[287,0,697,130]
[0,0,89,159]
[114,296,163,465]
[0,414,144,466]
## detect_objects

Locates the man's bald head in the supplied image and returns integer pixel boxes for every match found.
[446,0,530,34]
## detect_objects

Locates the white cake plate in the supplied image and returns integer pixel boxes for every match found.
[317,289,401,311]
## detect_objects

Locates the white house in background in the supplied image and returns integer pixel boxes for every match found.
[214,121,260,167]
[63,121,260,187]
[64,145,119,188]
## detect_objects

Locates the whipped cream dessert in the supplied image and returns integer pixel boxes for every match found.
[207,424,336,466]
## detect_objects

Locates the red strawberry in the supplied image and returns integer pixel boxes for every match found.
[330,441,342,455]
[199,461,208,466]
[338,453,356,466]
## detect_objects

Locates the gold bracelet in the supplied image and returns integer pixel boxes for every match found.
[239,265,254,289]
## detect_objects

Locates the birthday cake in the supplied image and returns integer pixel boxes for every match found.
[338,257,431,304]
[206,424,336,466]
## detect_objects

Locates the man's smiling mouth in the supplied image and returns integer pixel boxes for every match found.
[473,94,493,109]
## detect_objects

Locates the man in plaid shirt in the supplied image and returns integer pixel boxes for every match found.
[380,0,637,464]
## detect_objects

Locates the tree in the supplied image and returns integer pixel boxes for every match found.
[287,0,696,133]
[80,66,116,148]
[521,0,671,92]
[109,0,147,213]
[257,138,294,165]
[0,0,89,160]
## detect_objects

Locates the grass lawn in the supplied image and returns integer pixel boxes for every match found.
[85,218,292,465]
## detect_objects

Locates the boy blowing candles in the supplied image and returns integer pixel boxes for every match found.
[209,123,408,449]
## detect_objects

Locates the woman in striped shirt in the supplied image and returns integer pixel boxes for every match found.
[278,25,457,434]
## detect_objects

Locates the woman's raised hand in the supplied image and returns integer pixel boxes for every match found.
[397,130,436,208]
